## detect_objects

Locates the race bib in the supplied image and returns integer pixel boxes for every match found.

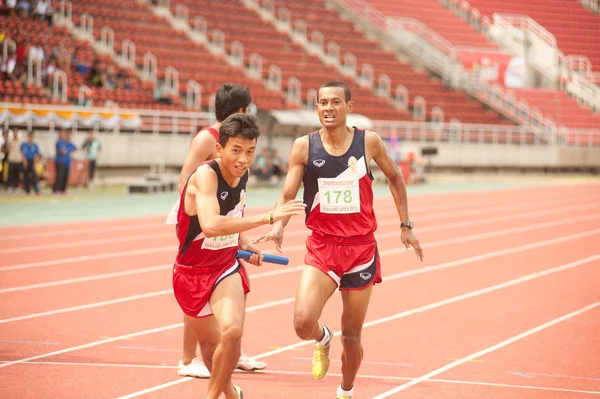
[201,232,239,250]
[201,212,241,250]
[318,177,360,214]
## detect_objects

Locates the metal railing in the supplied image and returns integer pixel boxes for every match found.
[372,120,600,147]
[2,103,598,146]
[0,103,210,136]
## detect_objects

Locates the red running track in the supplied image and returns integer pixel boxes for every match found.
[0,184,599,398]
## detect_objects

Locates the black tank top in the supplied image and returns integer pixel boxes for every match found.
[302,128,377,238]
[176,160,248,267]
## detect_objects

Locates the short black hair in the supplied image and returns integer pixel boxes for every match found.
[215,83,252,122]
[219,114,261,148]
[317,81,352,102]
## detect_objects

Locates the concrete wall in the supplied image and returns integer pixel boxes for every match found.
[399,142,600,170]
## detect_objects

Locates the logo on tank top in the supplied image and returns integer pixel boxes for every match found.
[348,156,358,174]
[220,191,229,200]
[313,159,325,167]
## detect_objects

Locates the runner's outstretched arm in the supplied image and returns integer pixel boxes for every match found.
[272,136,308,227]
[192,165,305,238]
[367,131,424,261]
[252,136,308,251]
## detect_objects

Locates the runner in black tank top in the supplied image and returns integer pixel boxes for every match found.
[170,114,305,399]
[170,85,270,379]
[255,82,424,399]
[302,127,377,238]
[176,159,248,268]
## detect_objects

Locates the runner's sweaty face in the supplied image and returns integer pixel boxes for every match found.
[219,136,256,178]
[316,87,353,129]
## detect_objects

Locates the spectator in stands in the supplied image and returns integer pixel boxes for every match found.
[72,47,91,76]
[82,131,101,185]
[28,36,45,62]
[153,81,172,104]
[103,65,117,90]
[33,0,52,26]
[43,55,57,87]
[20,131,41,195]
[1,47,18,83]
[89,59,102,87]
[51,38,70,75]
[6,0,17,17]
[14,34,28,82]
[5,128,23,192]
[15,0,30,19]
[28,36,45,79]
[123,73,134,91]
[115,69,132,91]
[52,129,76,194]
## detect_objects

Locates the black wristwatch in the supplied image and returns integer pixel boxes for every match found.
[400,221,413,229]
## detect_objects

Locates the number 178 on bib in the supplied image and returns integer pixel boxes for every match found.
[318,177,361,214]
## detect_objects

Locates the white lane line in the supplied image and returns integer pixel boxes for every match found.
[2,227,599,322]
[4,195,596,270]
[111,254,600,398]
[0,297,296,369]
[2,362,597,395]
[0,246,174,272]
[3,208,599,292]
[0,233,172,255]
[0,191,535,241]
[1,267,313,324]
[370,302,600,398]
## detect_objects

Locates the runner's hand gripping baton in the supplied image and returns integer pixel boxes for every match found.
[236,250,289,265]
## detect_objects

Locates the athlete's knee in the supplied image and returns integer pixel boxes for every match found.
[220,323,243,346]
[293,310,318,340]
[341,327,362,350]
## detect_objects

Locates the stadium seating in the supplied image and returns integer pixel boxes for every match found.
[1,0,513,125]
[5,0,597,138]
[0,11,161,108]
[464,0,600,72]
[512,89,600,130]
[366,0,599,130]
[368,0,495,48]
[65,0,287,110]
[272,0,509,124]
[165,0,411,121]
[1,16,76,105]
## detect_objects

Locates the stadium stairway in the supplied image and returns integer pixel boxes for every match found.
[257,0,509,124]
[464,0,600,73]
[154,0,411,121]
[511,89,600,130]
[344,0,599,131]
[367,0,496,49]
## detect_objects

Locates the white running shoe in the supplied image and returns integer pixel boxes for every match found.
[177,358,210,378]
[236,354,267,371]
